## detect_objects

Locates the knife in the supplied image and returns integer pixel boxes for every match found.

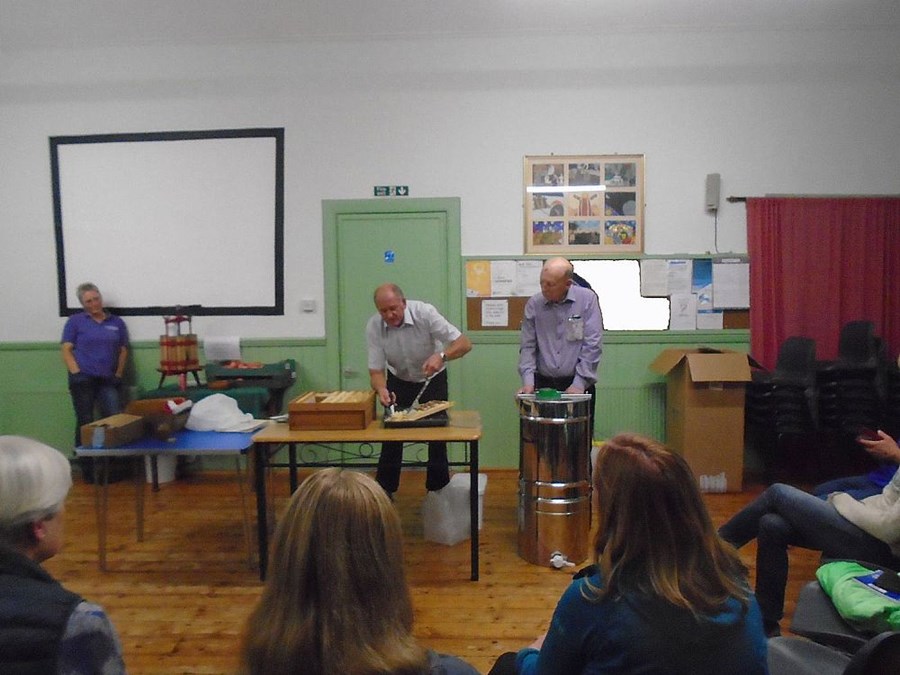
[408,375,433,412]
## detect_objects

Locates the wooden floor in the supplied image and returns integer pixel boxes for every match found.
[47,467,820,674]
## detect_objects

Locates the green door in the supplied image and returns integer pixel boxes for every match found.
[323,198,462,395]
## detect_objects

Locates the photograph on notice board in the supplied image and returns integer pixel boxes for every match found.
[524,154,644,254]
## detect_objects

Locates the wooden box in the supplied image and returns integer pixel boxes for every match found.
[288,390,376,430]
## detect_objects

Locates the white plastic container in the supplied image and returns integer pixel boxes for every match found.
[422,473,488,545]
[145,455,177,484]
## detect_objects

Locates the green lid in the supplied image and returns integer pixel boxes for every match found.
[536,388,562,400]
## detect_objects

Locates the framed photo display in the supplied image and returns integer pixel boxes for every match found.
[524,154,644,254]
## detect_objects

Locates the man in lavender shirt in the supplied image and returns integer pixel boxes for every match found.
[518,257,604,436]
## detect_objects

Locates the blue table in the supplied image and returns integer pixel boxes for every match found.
[75,430,257,572]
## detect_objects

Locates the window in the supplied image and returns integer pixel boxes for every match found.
[573,260,669,330]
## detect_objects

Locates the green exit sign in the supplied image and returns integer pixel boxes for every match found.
[374,185,409,197]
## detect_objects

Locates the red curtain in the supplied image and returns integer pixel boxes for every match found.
[747,197,900,370]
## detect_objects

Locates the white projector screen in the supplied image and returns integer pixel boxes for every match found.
[51,128,284,316]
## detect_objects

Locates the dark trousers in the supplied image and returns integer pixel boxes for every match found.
[376,370,450,493]
[68,373,123,446]
[486,652,518,675]
[534,373,597,440]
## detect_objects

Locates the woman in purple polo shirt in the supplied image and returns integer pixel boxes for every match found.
[60,283,129,447]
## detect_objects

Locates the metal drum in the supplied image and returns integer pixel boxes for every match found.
[517,393,592,567]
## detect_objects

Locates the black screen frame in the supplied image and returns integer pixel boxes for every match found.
[50,127,285,317]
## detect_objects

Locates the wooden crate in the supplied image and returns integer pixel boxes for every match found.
[288,390,376,430]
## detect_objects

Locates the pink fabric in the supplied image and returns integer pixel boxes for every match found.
[747,197,900,370]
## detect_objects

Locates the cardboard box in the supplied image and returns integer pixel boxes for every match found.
[288,390,376,430]
[80,413,146,448]
[649,348,752,492]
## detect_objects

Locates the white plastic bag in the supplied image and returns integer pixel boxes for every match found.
[185,393,258,432]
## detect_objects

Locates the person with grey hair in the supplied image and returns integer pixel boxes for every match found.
[61,283,129,477]
[0,435,127,674]
[518,257,604,435]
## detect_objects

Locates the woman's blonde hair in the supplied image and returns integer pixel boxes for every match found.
[239,468,428,675]
[0,436,73,547]
[587,434,750,615]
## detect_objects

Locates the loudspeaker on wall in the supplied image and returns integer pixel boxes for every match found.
[705,173,720,212]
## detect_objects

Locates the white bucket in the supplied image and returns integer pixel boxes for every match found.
[145,455,177,484]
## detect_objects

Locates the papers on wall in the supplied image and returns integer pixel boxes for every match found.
[667,259,693,295]
[490,260,517,296]
[640,259,693,296]
[712,259,750,309]
[203,336,241,362]
[481,299,509,327]
[669,293,697,330]
[639,259,669,297]
[516,260,543,296]
[465,260,542,297]
[696,311,724,329]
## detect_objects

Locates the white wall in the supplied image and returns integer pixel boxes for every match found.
[2,25,898,341]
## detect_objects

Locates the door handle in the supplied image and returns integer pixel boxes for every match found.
[342,368,359,377]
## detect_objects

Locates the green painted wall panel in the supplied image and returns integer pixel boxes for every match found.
[0,331,748,468]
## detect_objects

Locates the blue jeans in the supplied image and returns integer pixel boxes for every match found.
[812,475,883,501]
[719,483,900,625]
[68,373,123,446]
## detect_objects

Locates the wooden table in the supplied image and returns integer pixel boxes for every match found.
[252,410,482,581]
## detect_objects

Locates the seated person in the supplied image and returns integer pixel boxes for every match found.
[491,434,767,675]
[239,468,478,675]
[812,429,900,500]
[720,430,900,637]
[0,435,127,674]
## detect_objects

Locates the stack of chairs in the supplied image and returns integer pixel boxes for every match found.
[746,336,819,437]
[746,336,820,480]
[885,358,900,439]
[816,321,884,438]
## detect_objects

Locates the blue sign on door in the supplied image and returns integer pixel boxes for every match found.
[384,250,395,263]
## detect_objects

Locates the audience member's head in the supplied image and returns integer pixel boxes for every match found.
[0,435,73,560]
[240,468,429,675]
[590,433,749,614]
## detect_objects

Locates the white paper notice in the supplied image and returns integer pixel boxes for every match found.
[204,336,242,361]
[481,299,509,327]
[640,259,669,297]
[713,261,750,309]
[697,311,724,329]
[490,260,517,297]
[516,260,543,296]
[667,259,693,295]
[669,293,697,330]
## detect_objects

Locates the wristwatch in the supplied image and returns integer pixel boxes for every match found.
[440,351,448,362]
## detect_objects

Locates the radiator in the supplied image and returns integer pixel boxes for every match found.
[596,383,666,440]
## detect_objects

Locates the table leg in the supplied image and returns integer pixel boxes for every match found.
[289,443,298,494]
[150,455,160,492]
[253,444,269,581]
[470,439,479,581]
[134,456,145,542]
[94,458,108,571]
